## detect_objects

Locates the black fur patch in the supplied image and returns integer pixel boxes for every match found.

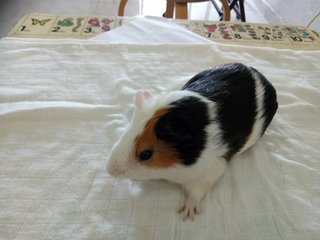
[155,96,209,166]
[182,63,258,160]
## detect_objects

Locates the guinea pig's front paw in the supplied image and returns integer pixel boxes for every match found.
[178,198,200,221]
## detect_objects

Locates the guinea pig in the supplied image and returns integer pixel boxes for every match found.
[106,63,278,221]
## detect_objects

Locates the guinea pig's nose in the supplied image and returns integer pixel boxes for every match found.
[106,164,126,177]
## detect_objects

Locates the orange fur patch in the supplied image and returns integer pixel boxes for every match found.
[134,108,180,168]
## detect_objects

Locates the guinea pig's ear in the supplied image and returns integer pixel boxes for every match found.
[155,114,192,144]
[134,90,154,109]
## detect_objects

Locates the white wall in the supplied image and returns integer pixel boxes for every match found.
[251,0,320,31]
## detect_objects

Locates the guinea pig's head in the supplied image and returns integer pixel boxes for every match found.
[106,90,209,180]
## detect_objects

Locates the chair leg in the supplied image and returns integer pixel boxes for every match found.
[228,0,246,22]
[175,2,188,19]
[118,0,128,16]
[239,0,246,22]
[164,1,174,18]
[211,0,224,17]
[220,0,230,21]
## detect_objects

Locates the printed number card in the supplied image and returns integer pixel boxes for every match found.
[228,23,262,42]
[197,20,320,48]
[282,26,318,44]
[256,25,291,43]
[8,14,117,38]
[7,13,320,50]
[81,17,115,36]
[13,15,56,36]
[201,22,234,41]
[49,16,85,36]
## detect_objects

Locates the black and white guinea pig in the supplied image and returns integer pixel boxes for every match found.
[107,63,278,220]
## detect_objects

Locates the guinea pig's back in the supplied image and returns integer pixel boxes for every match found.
[182,63,278,160]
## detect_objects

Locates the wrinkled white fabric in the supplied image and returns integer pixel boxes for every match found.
[91,16,211,44]
[0,37,319,240]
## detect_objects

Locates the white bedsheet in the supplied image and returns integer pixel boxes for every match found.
[91,16,211,44]
[0,37,319,240]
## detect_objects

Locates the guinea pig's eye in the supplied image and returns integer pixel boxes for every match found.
[138,149,153,161]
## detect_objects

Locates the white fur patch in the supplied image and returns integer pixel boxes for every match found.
[239,71,266,153]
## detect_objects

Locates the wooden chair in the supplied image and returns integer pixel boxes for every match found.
[118,0,231,21]
[164,0,230,20]
[212,0,246,22]
[118,0,128,16]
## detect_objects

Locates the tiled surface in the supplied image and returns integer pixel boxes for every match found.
[0,0,268,38]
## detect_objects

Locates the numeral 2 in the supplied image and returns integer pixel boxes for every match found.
[52,27,60,32]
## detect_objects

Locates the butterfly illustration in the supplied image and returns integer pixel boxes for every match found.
[31,18,51,26]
